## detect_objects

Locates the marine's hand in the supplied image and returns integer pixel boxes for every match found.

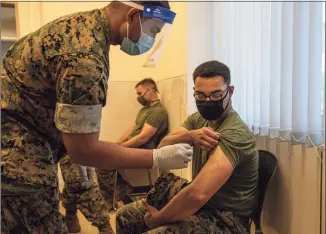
[190,127,219,151]
[152,143,193,169]
[143,199,162,229]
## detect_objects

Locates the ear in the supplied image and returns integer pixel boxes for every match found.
[126,8,140,24]
[229,85,234,96]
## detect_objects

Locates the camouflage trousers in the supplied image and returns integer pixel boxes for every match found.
[96,168,132,200]
[1,176,67,234]
[116,172,250,234]
[59,155,110,227]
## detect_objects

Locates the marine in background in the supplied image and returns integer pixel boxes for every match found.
[97,78,169,202]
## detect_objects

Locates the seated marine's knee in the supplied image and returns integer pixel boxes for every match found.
[116,201,145,221]
[115,204,130,220]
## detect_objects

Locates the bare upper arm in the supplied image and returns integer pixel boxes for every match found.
[189,146,234,199]
[140,123,158,139]
[62,132,99,163]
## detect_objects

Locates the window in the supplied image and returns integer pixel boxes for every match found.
[187,2,325,146]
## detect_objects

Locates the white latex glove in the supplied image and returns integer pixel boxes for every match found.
[152,143,193,169]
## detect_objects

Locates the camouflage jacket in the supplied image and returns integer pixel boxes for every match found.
[1,7,110,188]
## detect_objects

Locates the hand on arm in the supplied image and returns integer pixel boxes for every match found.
[191,127,220,151]
[118,125,135,144]
[158,127,219,150]
[121,123,157,148]
[143,146,233,228]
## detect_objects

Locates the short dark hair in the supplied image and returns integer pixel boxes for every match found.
[193,60,231,86]
[132,1,170,9]
[109,1,170,10]
[135,78,159,91]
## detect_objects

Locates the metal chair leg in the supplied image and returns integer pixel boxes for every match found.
[122,169,154,205]
[112,170,118,211]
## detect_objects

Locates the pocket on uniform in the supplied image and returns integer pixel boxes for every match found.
[22,193,54,218]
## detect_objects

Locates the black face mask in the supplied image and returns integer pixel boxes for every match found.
[196,92,230,121]
[137,89,150,106]
[137,96,149,106]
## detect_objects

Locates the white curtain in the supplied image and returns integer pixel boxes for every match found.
[187,2,325,146]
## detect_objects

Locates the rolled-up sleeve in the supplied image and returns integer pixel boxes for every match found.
[55,103,102,133]
[218,129,256,168]
[52,53,108,134]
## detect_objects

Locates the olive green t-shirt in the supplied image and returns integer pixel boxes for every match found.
[182,111,258,217]
[129,101,168,149]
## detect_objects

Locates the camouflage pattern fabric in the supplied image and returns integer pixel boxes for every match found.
[96,169,132,200]
[60,154,110,227]
[1,6,109,187]
[1,6,110,232]
[1,177,67,234]
[116,172,250,234]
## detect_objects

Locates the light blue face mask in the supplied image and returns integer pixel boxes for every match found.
[120,16,155,56]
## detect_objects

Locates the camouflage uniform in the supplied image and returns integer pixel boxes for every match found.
[116,172,250,234]
[1,6,110,233]
[1,177,67,234]
[96,168,131,200]
[60,154,110,228]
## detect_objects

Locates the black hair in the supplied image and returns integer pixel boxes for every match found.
[109,1,170,10]
[131,1,170,9]
[193,60,231,86]
[135,78,159,92]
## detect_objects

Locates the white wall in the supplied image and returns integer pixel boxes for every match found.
[16,2,42,38]
[99,81,140,142]
[157,75,191,179]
